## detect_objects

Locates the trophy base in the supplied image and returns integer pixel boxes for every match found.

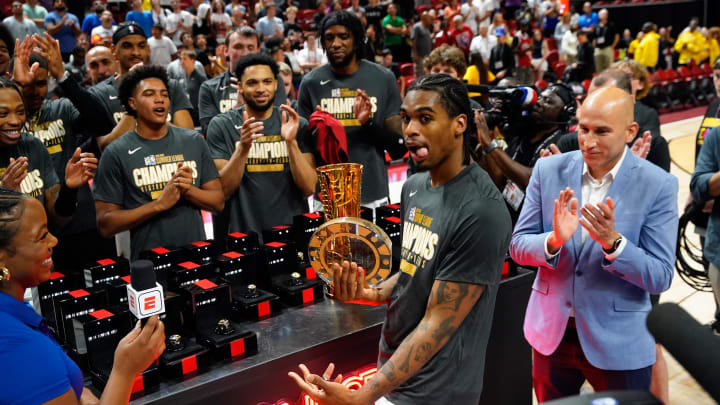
[308,217,393,288]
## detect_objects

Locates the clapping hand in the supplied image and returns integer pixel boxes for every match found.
[548,187,579,254]
[539,143,561,158]
[33,33,65,80]
[64,148,98,189]
[171,163,194,195]
[12,36,39,86]
[1,157,28,190]
[629,130,651,159]
[280,104,300,143]
[579,197,620,251]
[155,163,188,210]
[238,109,263,152]
[353,89,372,125]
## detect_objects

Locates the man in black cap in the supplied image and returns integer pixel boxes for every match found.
[197,26,287,133]
[89,21,193,153]
[296,10,405,208]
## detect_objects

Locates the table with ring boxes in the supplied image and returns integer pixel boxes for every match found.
[31,163,534,404]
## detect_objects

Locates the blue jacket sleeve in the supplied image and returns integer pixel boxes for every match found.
[602,174,678,294]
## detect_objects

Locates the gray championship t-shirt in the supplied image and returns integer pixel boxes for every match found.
[198,70,288,134]
[89,75,193,125]
[30,98,104,235]
[206,106,313,235]
[379,163,512,404]
[296,60,402,204]
[92,127,219,258]
[0,133,59,206]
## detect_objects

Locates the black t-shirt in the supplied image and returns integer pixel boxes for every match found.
[197,70,288,134]
[297,60,402,203]
[0,133,59,205]
[284,21,302,36]
[593,22,617,49]
[196,50,211,67]
[365,5,384,33]
[506,128,565,169]
[489,43,515,76]
[92,127,220,259]
[88,76,193,126]
[503,128,565,222]
[380,163,511,404]
[575,42,595,80]
[556,102,670,172]
[206,106,313,235]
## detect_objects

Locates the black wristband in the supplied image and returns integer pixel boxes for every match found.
[54,183,79,217]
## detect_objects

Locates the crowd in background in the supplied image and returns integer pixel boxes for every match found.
[0,0,716,120]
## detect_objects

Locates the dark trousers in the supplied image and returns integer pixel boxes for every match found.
[532,319,653,403]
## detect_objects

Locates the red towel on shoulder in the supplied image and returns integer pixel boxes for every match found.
[309,110,349,165]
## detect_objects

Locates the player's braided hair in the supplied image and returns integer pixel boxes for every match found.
[407,74,477,165]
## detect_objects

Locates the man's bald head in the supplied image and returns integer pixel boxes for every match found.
[582,86,635,126]
[86,46,117,84]
[578,87,638,178]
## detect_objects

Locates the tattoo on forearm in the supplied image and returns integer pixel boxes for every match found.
[398,343,414,372]
[436,281,470,310]
[414,342,432,363]
[381,360,397,382]
[431,316,456,342]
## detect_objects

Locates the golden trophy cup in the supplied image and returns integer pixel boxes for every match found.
[308,163,393,293]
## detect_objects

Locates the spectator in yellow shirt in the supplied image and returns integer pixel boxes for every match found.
[710,27,720,65]
[465,53,496,98]
[628,31,643,60]
[635,22,660,69]
[697,27,718,66]
[674,18,703,65]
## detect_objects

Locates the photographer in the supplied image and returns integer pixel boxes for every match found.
[476,83,575,222]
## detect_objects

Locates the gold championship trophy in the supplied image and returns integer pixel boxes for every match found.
[308,163,393,295]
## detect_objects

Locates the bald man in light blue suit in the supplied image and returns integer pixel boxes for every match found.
[510,87,678,402]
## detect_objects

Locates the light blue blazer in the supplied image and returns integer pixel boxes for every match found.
[510,149,678,370]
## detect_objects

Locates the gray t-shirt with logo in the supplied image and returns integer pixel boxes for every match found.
[93,127,219,258]
[296,60,402,204]
[30,98,105,235]
[379,163,511,404]
[0,133,59,206]
[206,106,313,235]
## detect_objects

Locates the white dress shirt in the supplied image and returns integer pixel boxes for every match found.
[545,147,628,261]
[470,33,497,62]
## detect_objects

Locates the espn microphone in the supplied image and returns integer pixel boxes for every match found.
[646,303,720,402]
[464,85,538,106]
[127,259,165,326]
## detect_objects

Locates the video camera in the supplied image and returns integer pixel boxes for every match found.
[466,85,538,139]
